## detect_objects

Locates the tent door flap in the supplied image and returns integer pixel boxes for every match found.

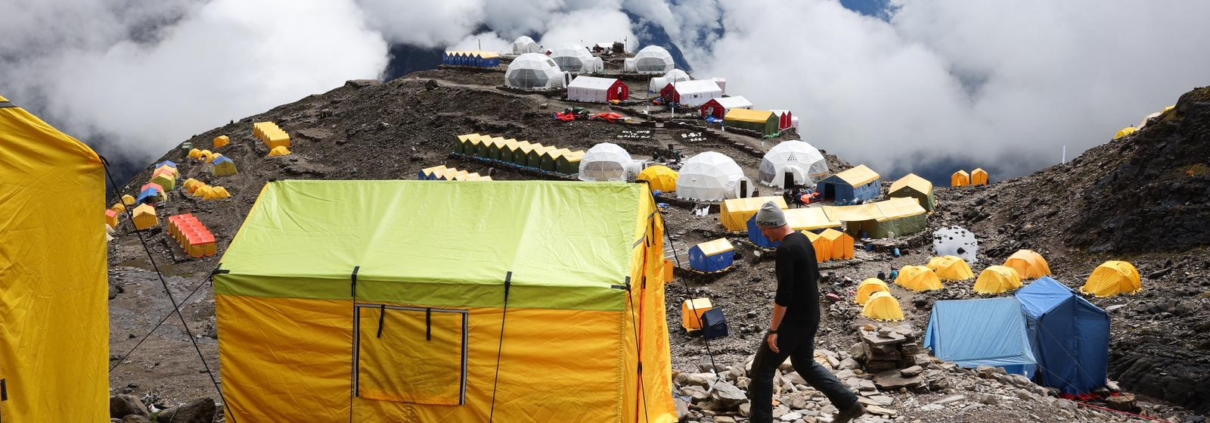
[354,304,468,406]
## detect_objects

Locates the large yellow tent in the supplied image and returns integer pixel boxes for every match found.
[215,181,676,422]
[638,165,679,193]
[862,292,905,322]
[720,196,788,232]
[855,279,890,305]
[801,231,832,263]
[951,170,970,187]
[1081,261,1142,298]
[971,168,989,186]
[785,208,842,233]
[895,266,942,292]
[819,228,854,261]
[0,93,108,422]
[927,256,975,282]
[973,266,1022,295]
[1004,249,1051,280]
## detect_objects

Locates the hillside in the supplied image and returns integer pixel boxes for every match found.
[106,67,1209,422]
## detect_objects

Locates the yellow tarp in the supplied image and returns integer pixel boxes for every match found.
[862,292,905,322]
[974,266,1022,295]
[638,165,678,192]
[1004,249,1050,280]
[927,256,974,281]
[834,165,880,187]
[723,108,775,124]
[0,94,109,422]
[695,238,735,257]
[855,279,889,305]
[872,197,926,222]
[819,228,854,261]
[822,202,882,223]
[1113,127,1137,140]
[895,266,942,292]
[720,196,788,232]
[785,208,842,232]
[971,168,989,186]
[889,173,933,197]
[1081,261,1142,298]
[952,170,970,187]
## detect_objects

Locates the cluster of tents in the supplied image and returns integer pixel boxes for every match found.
[182,178,231,202]
[441,50,501,68]
[1113,105,1176,140]
[168,213,217,258]
[951,168,989,187]
[418,165,493,181]
[453,133,585,175]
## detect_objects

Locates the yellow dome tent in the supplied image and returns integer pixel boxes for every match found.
[206,152,223,164]
[951,170,970,187]
[268,145,291,157]
[1081,261,1142,298]
[819,228,854,261]
[802,231,832,263]
[971,168,989,186]
[184,179,203,194]
[856,278,890,305]
[0,93,108,422]
[1004,249,1051,280]
[212,186,232,199]
[1113,127,1137,140]
[193,185,213,198]
[895,265,943,292]
[214,135,230,149]
[111,202,127,214]
[637,165,679,193]
[133,203,158,230]
[927,256,975,282]
[862,292,905,322]
[188,148,203,160]
[122,194,136,206]
[974,265,1022,295]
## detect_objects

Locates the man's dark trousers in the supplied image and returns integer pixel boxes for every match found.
[747,334,857,423]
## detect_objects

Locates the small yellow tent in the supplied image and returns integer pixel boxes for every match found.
[111,202,127,214]
[895,266,942,292]
[214,135,230,149]
[855,279,890,305]
[862,292,905,322]
[122,194,136,206]
[150,172,176,191]
[268,146,291,157]
[720,196,788,232]
[1004,249,1051,280]
[819,228,854,261]
[213,157,238,177]
[637,165,678,193]
[188,148,203,160]
[801,231,832,264]
[971,168,989,186]
[211,186,232,199]
[1080,261,1142,298]
[193,185,214,199]
[973,266,1022,295]
[133,203,158,230]
[1,93,108,421]
[1113,127,1137,140]
[105,209,119,228]
[927,256,974,282]
[951,170,970,188]
[207,153,223,164]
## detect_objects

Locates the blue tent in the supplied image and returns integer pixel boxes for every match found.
[137,188,161,205]
[924,298,1037,377]
[746,216,779,249]
[1016,277,1110,394]
[688,239,735,273]
[816,165,881,204]
[157,160,177,169]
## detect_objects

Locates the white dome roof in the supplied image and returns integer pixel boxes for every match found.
[579,143,634,182]
[633,46,674,74]
[550,44,603,74]
[512,36,540,54]
[663,69,690,80]
[677,151,751,201]
[758,140,829,188]
[505,53,566,90]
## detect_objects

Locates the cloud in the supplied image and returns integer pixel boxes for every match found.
[693,0,1210,179]
[357,0,486,47]
[539,8,636,49]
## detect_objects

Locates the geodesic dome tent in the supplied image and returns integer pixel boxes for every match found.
[758,140,829,188]
[512,36,540,55]
[649,69,691,92]
[550,44,603,74]
[505,53,568,91]
[632,46,675,74]
[578,143,634,182]
[676,151,753,201]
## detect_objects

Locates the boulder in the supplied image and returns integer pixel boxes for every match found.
[900,365,923,377]
[1105,394,1136,412]
[674,397,690,419]
[154,398,216,423]
[711,381,747,410]
[110,395,150,419]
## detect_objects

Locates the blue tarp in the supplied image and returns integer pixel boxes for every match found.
[924,298,1037,377]
[688,247,734,273]
[137,188,161,205]
[1016,277,1110,394]
[746,216,779,249]
[816,176,880,203]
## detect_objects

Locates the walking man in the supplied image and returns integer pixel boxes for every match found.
[748,202,865,422]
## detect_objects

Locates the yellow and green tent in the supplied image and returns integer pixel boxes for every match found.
[215,180,676,422]
[0,94,108,421]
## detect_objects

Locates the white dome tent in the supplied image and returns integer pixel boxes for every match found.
[648,69,691,93]
[512,36,540,55]
[579,143,634,181]
[505,53,569,91]
[550,44,604,74]
[677,152,754,201]
[758,140,829,188]
[631,46,675,74]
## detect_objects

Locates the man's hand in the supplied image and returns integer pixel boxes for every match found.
[767,333,780,354]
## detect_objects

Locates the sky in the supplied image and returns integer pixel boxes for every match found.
[3,0,1209,181]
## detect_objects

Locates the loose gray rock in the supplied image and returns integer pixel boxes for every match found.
[154,398,216,423]
[110,395,150,419]
[711,381,747,410]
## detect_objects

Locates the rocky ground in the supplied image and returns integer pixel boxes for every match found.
[104,59,1209,422]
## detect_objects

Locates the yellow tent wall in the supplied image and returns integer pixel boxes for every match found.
[819,229,854,261]
[951,170,970,187]
[0,94,108,422]
[720,196,788,232]
[971,168,989,186]
[801,231,831,264]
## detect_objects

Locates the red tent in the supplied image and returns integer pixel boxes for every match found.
[606,79,629,102]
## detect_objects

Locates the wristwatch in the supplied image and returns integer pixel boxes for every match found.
[766,328,778,335]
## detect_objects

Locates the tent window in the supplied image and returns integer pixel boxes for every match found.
[354,305,468,406]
